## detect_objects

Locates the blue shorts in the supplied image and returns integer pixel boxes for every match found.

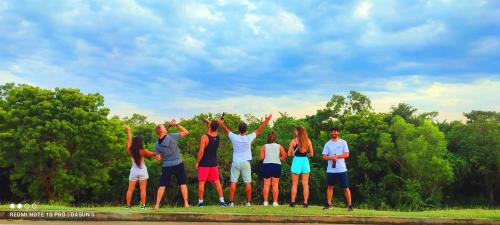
[291,156,310,174]
[262,163,281,178]
[327,172,349,188]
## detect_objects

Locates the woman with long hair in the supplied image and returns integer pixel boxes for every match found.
[288,125,314,208]
[124,124,160,209]
[259,131,287,206]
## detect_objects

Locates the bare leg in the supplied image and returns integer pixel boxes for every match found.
[198,181,206,201]
[301,173,309,204]
[291,174,299,203]
[126,180,137,206]
[139,180,147,205]
[154,186,166,210]
[229,182,236,202]
[344,188,352,206]
[271,178,279,203]
[213,180,224,199]
[263,178,271,202]
[180,184,189,208]
[327,186,334,206]
[245,183,252,202]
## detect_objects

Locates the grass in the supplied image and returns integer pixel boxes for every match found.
[1,204,499,220]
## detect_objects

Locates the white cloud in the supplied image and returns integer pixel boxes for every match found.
[0,71,30,84]
[470,36,500,55]
[208,46,254,72]
[179,35,206,56]
[218,0,257,10]
[244,14,263,36]
[244,9,305,37]
[184,3,226,22]
[276,10,305,34]
[175,94,326,121]
[353,1,372,19]
[56,0,163,28]
[108,100,166,123]
[314,41,350,57]
[359,20,446,48]
[369,77,500,121]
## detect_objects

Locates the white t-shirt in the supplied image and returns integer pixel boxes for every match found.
[322,139,349,173]
[229,132,256,162]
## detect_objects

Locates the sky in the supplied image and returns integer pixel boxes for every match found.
[0,0,499,123]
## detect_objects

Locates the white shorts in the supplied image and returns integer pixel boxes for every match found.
[129,165,149,181]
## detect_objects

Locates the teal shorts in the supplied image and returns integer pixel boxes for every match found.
[291,156,310,174]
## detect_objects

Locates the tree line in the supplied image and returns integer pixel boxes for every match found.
[0,83,498,210]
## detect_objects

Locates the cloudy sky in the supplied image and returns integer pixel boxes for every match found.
[1,0,499,122]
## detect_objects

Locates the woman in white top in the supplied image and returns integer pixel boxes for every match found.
[259,131,287,206]
[124,125,160,209]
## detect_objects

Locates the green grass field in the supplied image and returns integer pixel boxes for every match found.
[1,204,499,219]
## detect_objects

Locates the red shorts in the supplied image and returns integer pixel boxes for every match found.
[198,166,219,182]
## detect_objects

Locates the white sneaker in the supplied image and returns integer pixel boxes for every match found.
[273,202,279,207]
[229,202,234,207]
[246,202,251,207]
[263,201,269,206]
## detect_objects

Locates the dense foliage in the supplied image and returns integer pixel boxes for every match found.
[0,84,498,209]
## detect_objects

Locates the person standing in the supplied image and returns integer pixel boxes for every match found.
[218,114,272,207]
[288,125,314,208]
[123,125,161,209]
[196,120,226,207]
[259,131,287,206]
[322,127,353,211]
[153,120,190,209]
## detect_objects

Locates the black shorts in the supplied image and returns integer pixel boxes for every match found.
[159,162,187,187]
[262,163,281,179]
[327,172,349,188]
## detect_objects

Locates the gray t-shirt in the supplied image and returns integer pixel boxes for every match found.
[155,133,182,167]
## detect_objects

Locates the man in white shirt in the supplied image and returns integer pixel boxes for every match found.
[219,114,272,207]
[322,127,353,211]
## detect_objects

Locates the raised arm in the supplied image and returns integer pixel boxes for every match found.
[169,120,189,138]
[196,135,208,170]
[255,114,272,136]
[259,145,266,160]
[123,124,132,151]
[218,118,231,134]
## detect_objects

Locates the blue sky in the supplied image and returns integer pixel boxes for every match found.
[1,0,499,122]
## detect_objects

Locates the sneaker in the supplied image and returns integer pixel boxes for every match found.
[272,202,279,207]
[124,205,131,209]
[323,204,332,210]
[219,202,226,207]
[140,204,146,209]
[246,202,251,207]
[229,201,234,207]
[263,201,269,206]
[289,202,296,207]
[198,202,204,208]
[347,205,353,211]
[303,203,309,208]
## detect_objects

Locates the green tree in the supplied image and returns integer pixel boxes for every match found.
[378,116,454,209]
[0,84,126,202]
[447,111,500,205]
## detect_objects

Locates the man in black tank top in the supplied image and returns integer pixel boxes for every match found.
[195,120,226,207]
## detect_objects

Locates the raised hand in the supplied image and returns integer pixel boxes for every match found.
[123,124,130,130]
[168,119,178,126]
[265,114,273,121]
